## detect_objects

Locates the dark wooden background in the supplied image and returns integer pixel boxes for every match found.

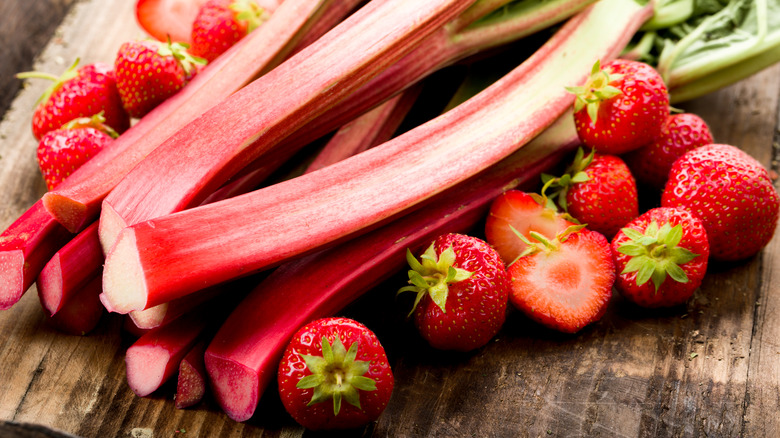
[1,1,779,437]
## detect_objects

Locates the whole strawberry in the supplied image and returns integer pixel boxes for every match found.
[37,113,118,190]
[190,0,269,62]
[399,233,510,351]
[485,190,576,265]
[567,59,669,154]
[17,60,129,140]
[624,112,714,189]
[612,207,709,308]
[278,317,393,431]
[508,225,614,333]
[542,148,638,239]
[661,144,780,261]
[115,39,205,118]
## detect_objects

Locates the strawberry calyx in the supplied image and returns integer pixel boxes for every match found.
[398,244,473,315]
[61,111,119,138]
[229,0,269,33]
[511,223,588,263]
[16,58,81,105]
[565,60,623,123]
[540,147,593,213]
[617,221,699,292]
[296,337,377,416]
[157,39,207,75]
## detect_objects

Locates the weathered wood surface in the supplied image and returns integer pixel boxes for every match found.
[1,1,779,437]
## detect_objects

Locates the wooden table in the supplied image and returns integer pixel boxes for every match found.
[1,1,779,437]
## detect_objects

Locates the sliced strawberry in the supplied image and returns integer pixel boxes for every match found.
[508,226,615,333]
[135,0,209,43]
[485,190,575,265]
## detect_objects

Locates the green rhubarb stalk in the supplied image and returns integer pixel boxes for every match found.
[100,0,654,314]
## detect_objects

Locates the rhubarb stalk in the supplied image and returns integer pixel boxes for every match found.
[101,0,653,314]
[205,112,581,422]
[97,0,476,255]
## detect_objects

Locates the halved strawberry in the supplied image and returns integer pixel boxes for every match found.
[485,190,576,265]
[508,226,615,333]
[135,0,209,43]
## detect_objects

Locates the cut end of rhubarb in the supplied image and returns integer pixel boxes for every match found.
[37,253,64,316]
[101,229,148,314]
[126,344,170,397]
[204,352,259,422]
[0,249,26,310]
[98,201,128,255]
[175,359,206,409]
[129,303,169,330]
[42,192,88,234]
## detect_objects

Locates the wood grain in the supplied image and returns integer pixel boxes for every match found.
[1,1,779,437]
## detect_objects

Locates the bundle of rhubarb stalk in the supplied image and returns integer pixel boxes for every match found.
[2,0,779,434]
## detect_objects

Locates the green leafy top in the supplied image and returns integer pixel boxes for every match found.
[157,39,207,75]
[540,147,594,213]
[229,0,270,33]
[617,221,699,291]
[398,244,473,315]
[510,223,588,265]
[16,58,81,105]
[565,60,624,124]
[296,337,377,416]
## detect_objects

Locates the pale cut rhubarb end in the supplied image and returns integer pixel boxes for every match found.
[129,303,169,330]
[42,192,88,234]
[125,344,170,397]
[98,201,127,255]
[37,253,64,316]
[204,353,259,422]
[101,229,148,314]
[0,250,25,310]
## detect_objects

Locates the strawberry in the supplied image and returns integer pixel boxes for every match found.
[135,0,209,44]
[624,112,714,189]
[485,190,576,265]
[16,60,129,140]
[542,148,638,239]
[567,59,669,155]
[507,225,615,333]
[661,144,780,261]
[277,317,393,431]
[399,233,510,351]
[36,113,118,190]
[612,207,709,308]
[114,39,205,118]
[190,0,269,62]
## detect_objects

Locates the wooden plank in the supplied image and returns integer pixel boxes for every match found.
[1,1,779,437]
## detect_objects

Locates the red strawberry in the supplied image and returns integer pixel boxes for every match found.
[17,60,129,140]
[399,233,510,351]
[612,207,709,308]
[190,0,269,62]
[37,113,118,190]
[507,226,614,333]
[661,144,780,261]
[567,59,669,154]
[278,317,393,431]
[624,112,714,189]
[135,0,209,44]
[485,190,576,265]
[542,148,638,239]
[114,39,205,118]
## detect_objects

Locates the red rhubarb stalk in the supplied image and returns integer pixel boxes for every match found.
[205,112,581,422]
[175,341,208,409]
[42,0,338,233]
[102,0,653,314]
[97,0,476,255]
[304,85,421,174]
[47,275,104,336]
[128,286,223,330]
[0,201,73,310]
[125,307,211,397]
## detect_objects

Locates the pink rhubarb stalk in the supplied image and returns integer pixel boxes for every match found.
[97,0,476,255]
[42,0,339,233]
[304,85,421,174]
[0,201,73,310]
[205,113,581,422]
[47,275,104,336]
[175,341,208,409]
[101,0,653,314]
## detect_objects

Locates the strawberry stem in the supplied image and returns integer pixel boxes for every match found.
[16,58,80,105]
